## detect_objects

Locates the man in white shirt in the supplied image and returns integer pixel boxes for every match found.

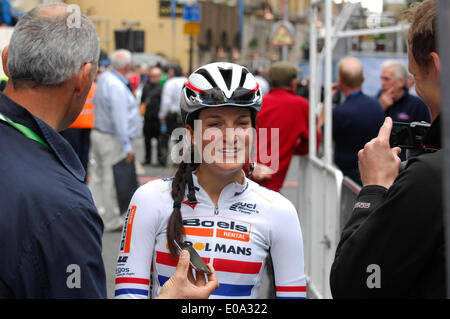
[90,49,141,231]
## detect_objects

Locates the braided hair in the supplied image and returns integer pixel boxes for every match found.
[166,114,200,257]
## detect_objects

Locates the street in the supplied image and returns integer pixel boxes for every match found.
[96,131,301,299]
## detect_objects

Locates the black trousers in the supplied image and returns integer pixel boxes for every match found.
[143,117,163,165]
[159,112,182,165]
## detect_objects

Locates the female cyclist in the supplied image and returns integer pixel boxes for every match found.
[114,62,306,299]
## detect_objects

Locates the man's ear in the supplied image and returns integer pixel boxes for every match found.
[290,78,297,92]
[74,62,93,96]
[430,52,441,82]
[2,46,10,78]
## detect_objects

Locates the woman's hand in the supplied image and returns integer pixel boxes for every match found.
[251,163,275,182]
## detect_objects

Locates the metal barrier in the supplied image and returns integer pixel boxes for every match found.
[297,156,364,299]
[297,156,342,299]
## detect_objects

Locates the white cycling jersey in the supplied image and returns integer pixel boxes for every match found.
[114,173,306,299]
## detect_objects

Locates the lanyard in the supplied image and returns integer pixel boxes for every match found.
[0,113,50,150]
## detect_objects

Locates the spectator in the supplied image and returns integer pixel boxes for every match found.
[330,0,445,298]
[323,56,385,185]
[378,60,430,123]
[0,2,105,298]
[296,77,309,100]
[252,61,312,193]
[159,64,186,166]
[89,49,141,232]
[141,66,164,166]
[0,2,219,300]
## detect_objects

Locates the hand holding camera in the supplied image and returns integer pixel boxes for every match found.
[358,117,402,189]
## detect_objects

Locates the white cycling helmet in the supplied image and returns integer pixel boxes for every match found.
[180,62,262,125]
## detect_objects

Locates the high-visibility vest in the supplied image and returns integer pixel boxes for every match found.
[70,82,96,129]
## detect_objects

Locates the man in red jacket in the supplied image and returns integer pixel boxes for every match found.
[253,61,312,192]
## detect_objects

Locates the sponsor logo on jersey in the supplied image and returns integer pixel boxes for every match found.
[183,241,252,256]
[229,201,259,214]
[183,217,251,242]
[120,205,137,253]
[117,256,128,264]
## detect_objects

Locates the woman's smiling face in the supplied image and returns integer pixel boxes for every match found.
[189,106,253,173]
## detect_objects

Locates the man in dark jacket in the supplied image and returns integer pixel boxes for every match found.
[0,3,105,298]
[0,3,219,299]
[328,56,385,185]
[330,0,445,298]
[141,66,164,166]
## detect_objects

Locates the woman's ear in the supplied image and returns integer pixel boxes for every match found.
[185,124,194,145]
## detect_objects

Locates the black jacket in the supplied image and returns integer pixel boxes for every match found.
[141,82,162,120]
[0,93,106,298]
[330,116,446,298]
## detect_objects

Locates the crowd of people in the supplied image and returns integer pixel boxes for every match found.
[0,0,446,300]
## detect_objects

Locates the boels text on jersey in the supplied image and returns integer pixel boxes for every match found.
[183,217,251,242]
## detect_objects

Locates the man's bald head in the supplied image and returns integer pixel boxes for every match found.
[38,4,69,17]
[149,66,162,83]
[110,49,132,71]
[338,56,364,89]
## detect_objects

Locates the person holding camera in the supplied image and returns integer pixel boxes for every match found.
[330,0,445,298]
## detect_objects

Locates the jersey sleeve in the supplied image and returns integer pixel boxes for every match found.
[114,182,164,299]
[269,197,307,299]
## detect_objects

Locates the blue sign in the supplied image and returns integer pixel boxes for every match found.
[183,5,201,23]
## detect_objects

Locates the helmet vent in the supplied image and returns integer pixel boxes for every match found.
[195,68,218,89]
[239,68,249,88]
[218,67,233,91]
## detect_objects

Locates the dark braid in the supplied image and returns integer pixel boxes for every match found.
[167,161,188,257]
[167,142,200,256]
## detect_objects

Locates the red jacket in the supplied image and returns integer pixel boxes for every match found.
[255,88,311,192]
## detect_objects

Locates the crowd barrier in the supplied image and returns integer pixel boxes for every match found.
[296,156,361,299]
